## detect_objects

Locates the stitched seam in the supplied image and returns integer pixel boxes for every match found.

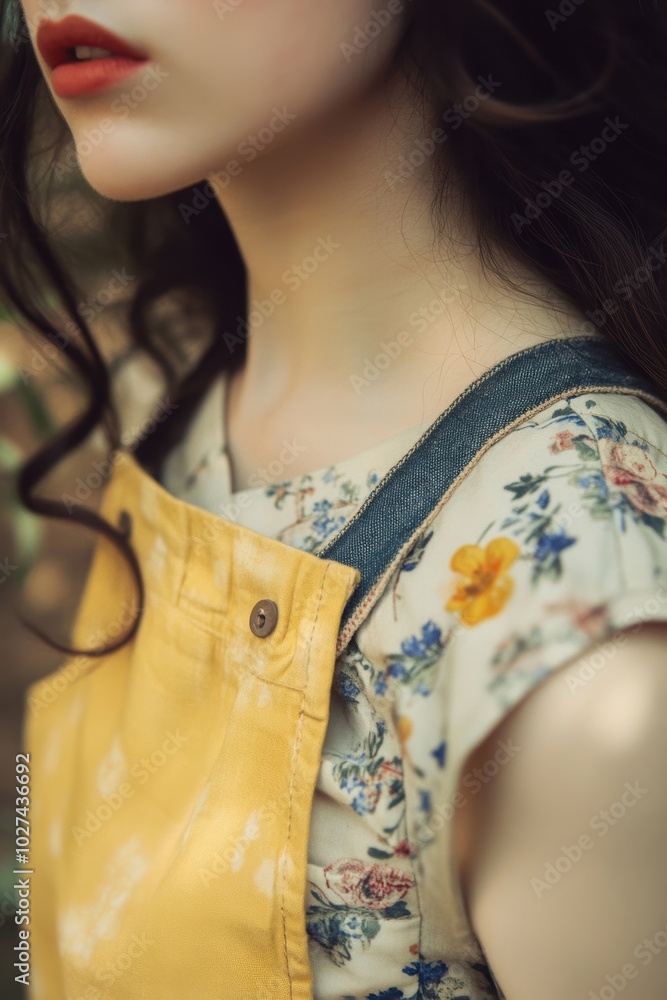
[319,335,606,557]
[336,384,666,654]
[281,694,304,999]
[175,505,191,609]
[137,591,308,690]
[281,563,331,998]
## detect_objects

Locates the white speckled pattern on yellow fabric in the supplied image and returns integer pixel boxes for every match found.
[25,449,360,999]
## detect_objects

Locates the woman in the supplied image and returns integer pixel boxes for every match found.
[2,1,667,997]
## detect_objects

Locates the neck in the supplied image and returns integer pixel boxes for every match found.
[211,67,584,428]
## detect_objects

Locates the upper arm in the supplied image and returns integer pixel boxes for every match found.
[453,623,667,1000]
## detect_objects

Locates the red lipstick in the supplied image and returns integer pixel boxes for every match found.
[36,15,149,99]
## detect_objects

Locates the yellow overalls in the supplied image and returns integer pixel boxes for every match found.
[23,335,667,999]
[25,448,360,1000]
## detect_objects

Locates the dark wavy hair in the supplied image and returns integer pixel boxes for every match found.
[2,0,666,656]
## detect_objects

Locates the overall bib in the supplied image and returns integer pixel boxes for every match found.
[24,336,667,1000]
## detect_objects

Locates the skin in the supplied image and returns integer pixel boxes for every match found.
[21,3,667,996]
[454,623,667,1000]
[23,0,589,488]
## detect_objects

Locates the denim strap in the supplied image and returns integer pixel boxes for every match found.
[316,335,667,650]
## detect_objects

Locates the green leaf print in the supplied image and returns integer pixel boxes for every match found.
[504,473,549,499]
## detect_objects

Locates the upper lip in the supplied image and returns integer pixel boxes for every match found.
[35,14,148,70]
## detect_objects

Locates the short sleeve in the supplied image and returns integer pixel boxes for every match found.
[365,389,667,968]
[444,391,667,763]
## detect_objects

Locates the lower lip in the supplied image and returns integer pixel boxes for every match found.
[51,57,149,99]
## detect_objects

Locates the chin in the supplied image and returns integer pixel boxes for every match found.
[74,141,207,203]
[78,167,191,203]
[79,172,162,202]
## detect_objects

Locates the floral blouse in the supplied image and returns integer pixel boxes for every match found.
[160,364,667,1000]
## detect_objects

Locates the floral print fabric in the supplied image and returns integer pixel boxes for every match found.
[160,373,427,552]
[161,371,667,1000]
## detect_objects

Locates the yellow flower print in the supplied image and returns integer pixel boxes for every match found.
[394,713,415,767]
[445,536,521,626]
[396,715,413,745]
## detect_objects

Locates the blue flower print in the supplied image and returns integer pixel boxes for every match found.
[380,621,446,698]
[374,676,388,696]
[577,471,607,492]
[312,498,347,540]
[387,661,407,679]
[534,529,576,563]
[400,620,441,658]
[363,957,499,1000]
[403,959,448,984]
[536,488,550,509]
[338,669,362,704]
[332,721,405,824]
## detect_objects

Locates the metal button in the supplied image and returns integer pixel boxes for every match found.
[117,509,133,537]
[249,600,278,638]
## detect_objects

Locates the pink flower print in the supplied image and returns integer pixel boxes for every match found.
[599,441,667,518]
[600,441,656,486]
[544,599,609,640]
[393,838,415,859]
[635,480,667,518]
[550,430,576,453]
[323,858,415,910]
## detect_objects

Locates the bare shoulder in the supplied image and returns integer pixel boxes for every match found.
[454,622,667,1000]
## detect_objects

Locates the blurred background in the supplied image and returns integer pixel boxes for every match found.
[0,168,141,996]
[0,152,210,995]
[1,3,227,989]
